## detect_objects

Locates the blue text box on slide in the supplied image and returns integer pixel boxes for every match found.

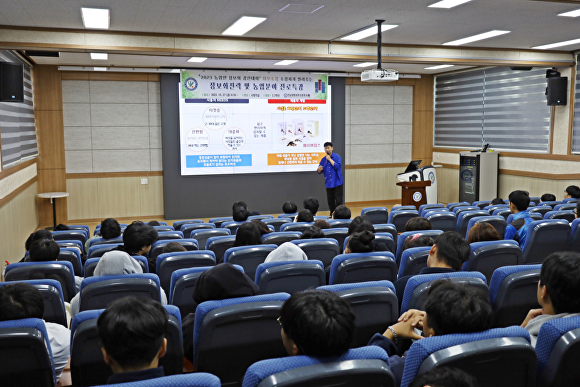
[186,154,252,168]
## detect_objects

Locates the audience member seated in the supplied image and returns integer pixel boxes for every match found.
[408,367,479,387]
[332,205,351,219]
[490,198,505,205]
[564,185,580,200]
[0,283,70,383]
[369,280,493,386]
[303,197,320,216]
[85,218,122,253]
[295,209,314,223]
[344,230,374,254]
[54,224,70,231]
[278,289,355,357]
[313,219,331,229]
[348,216,390,252]
[161,241,187,254]
[233,200,259,217]
[252,219,273,236]
[401,235,435,252]
[541,193,556,203]
[70,251,168,317]
[265,241,307,262]
[21,229,53,262]
[394,232,470,308]
[148,220,161,226]
[466,222,501,244]
[98,297,168,384]
[504,190,532,245]
[233,208,250,222]
[520,251,580,346]
[232,222,262,248]
[28,239,80,298]
[114,221,158,272]
[282,201,297,214]
[300,226,325,239]
[182,263,259,362]
[405,217,432,232]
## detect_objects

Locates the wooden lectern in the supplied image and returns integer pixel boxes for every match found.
[396,181,431,210]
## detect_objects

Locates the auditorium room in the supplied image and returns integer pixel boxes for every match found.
[1,0,580,386]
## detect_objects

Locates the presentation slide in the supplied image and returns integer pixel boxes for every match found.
[178,70,331,176]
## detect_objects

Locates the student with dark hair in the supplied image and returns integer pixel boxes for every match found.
[233,201,260,217]
[344,230,374,253]
[282,201,297,214]
[86,218,122,253]
[29,239,60,262]
[466,222,501,244]
[490,198,505,205]
[348,216,390,252]
[332,204,351,219]
[0,283,70,382]
[541,193,556,202]
[147,220,161,226]
[252,219,272,236]
[182,263,259,362]
[295,209,314,223]
[232,222,262,249]
[565,185,580,199]
[303,197,319,216]
[279,289,355,357]
[54,223,70,231]
[394,232,470,309]
[405,217,432,232]
[409,367,480,387]
[300,226,325,239]
[402,235,435,251]
[24,229,53,255]
[369,281,493,386]
[521,251,580,346]
[161,241,186,254]
[233,208,250,222]
[98,297,168,383]
[504,190,532,245]
[117,221,158,273]
[317,142,344,216]
[313,219,331,229]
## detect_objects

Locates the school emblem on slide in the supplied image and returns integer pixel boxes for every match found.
[413,192,422,202]
[184,77,198,91]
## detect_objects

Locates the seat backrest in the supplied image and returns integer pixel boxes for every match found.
[396,230,443,264]
[152,225,175,232]
[280,222,314,233]
[190,228,231,250]
[489,265,541,328]
[193,293,291,385]
[388,210,420,232]
[562,198,580,204]
[569,218,580,253]
[447,202,470,210]
[328,219,353,228]
[493,208,512,220]
[536,316,580,386]
[89,236,123,248]
[373,224,398,244]
[0,280,67,327]
[79,274,162,312]
[156,231,184,240]
[453,206,479,215]
[5,261,76,302]
[181,223,215,237]
[329,252,398,285]
[172,219,203,230]
[401,271,488,313]
[209,217,234,228]
[261,232,302,246]
[539,201,562,208]
[321,228,349,251]
[262,218,292,232]
[149,238,199,262]
[70,305,185,387]
[156,250,216,295]
[521,220,571,264]
[529,206,553,216]
[472,200,491,210]
[319,281,398,348]
[290,238,340,268]
[313,215,329,221]
[223,245,277,280]
[88,243,120,258]
[58,247,83,276]
[423,208,451,218]
[343,233,395,254]
[221,221,247,235]
[392,205,418,212]
[278,213,297,218]
[243,347,391,387]
[401,327,535,387]
[0,318,56,387]
[419,203,444,216]
[69,224,90,235]
[52,229,87,244]
[465,215,507,239]
[544,210,575,222]
[398,247,431,278]
[248,215,274,221]
[425,212,457,232]
[456,210,489,236]
[360,207,389,224]
[56,239,84,252]
[484,204,508,214]
[553,203,577,211]
[255,260,325,294]
[464,240,521,284]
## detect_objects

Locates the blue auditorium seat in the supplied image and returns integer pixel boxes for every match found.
[52,229,87,244]
[538,201,562,208]
[360,207,389,224]
[190,228,231,249]
[156,231,184,240]
[262,218,292,232]
[248,215,274,221]
[568,218,580,252]
[5,261,76,302]
[472,200,491,210]
[156,250,216,294]
[149,238,199,263]
[58,247,83,276]
[280,222,314,232]
[328,218,353,228]
[290,238,340,268]
[329,252,397,284]
[373,224,398,244]
[56,239,84,252]
[388,210,420,233]
[465,215,507,239]
[422,208,451,218]
[209,217,234,228]
[88,236,124,249]
[543,210,575,222]
[255,260,325,294]
[88,243,120,258]
[398,246,431,278]
[172,219,203,231]
[343,233,395,254]
[456,210,489,236]
[529,206,553,217]
[419,203,444,216]
[395,230,443,265]
[562,198,580,204]
[321,228,349,251]
[391,205,417,212]
[553,203,577,211]
[520,220,570,264]
[221,221,247,235]
[483,204,509,214]
[261,231,301,246]
[425,212,456,232]
[278,213,297,219]
[152,225,174,232]
[453,206,479,215]
[180,223,215,238]
[463,240,521,283]
[223,245,277,280]
[446,202,470,210]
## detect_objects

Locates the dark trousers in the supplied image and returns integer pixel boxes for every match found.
[326,184,344,215]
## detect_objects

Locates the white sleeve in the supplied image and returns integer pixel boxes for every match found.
[69,293,80,318]
[45,322,71,383]
[160,288,168,305]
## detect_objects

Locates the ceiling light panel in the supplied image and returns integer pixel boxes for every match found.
[533,38,580,50]
[81,8,110,29]
[222,16,267,36]
[187,57,208,62]
[424,64,455,69]
[90,53,108,60]
[279,4,324,13]
[443,30,510,46]
[93,67,107,71]
[429,0,472,9]
[558,9,580,17]
[274,60,298,65]
[340,24,398,41]
[353,62,378,67]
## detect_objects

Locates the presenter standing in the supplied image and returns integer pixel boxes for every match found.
[317,142,343,216]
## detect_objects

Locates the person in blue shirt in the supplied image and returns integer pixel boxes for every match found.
[504,190,533,246]
[317,142,343,216]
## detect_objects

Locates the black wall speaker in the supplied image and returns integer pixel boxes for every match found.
[546,77,567,106]
[0,62,24,103]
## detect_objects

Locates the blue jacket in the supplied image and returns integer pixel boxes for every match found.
[368,334,405,387]
[318,153,343,188]
[504,210,533,246]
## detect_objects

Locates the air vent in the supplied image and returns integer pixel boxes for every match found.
[279,4,324,13]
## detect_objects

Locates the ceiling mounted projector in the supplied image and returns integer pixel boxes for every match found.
[361,19,399,83]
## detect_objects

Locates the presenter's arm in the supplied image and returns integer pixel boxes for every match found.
[331,154,341,170]
[317,159,324,173]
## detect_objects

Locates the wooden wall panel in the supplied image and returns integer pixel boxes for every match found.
[66,178,99,220]
[96,177,141,218]
[345,167,404,203]
[33,66,63,111]
[412,75,434,169]
[35,111,65,169]
[139,175,164,217]
[436,167,460,205]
